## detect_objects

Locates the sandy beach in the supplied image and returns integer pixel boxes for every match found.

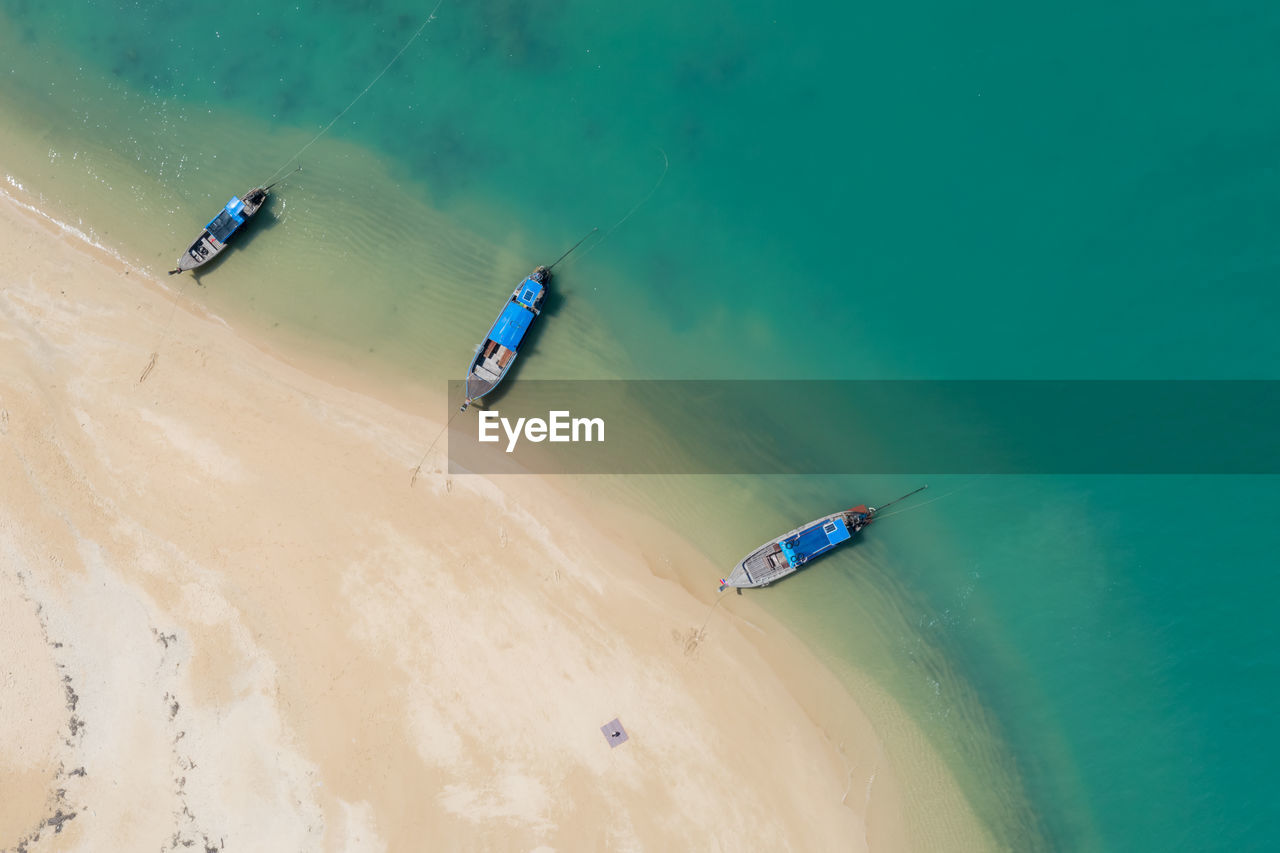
[0,192,929,851]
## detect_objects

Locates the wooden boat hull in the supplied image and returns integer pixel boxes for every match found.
[175,187,268,272]
[460,267,550,410]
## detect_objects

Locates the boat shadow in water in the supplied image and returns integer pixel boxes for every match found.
[470,279,567,411]
[188,203,279,282]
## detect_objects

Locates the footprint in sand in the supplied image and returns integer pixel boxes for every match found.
[138,352,158,384]
[674,627,706,657]
[498,525,508,548]
[1,406,8,434]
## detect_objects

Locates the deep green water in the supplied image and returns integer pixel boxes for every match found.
[2,1,1278,849]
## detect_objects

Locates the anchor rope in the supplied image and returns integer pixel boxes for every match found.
[137,276,191,384]
[873,479,980,520]
[568,148,669,268]
[262,0,447,186]
[409,405,463,486]
[678,587,731,661]
[547,227,598,271]
[698,588,730,634]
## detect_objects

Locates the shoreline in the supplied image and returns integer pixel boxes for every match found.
[0,185,995,849]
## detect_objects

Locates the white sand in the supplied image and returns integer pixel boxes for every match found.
[0,192,939,851]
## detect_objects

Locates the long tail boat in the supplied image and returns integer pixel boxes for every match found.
[720,486,928,590]
[459,266,550,412]
[171,187,269,274]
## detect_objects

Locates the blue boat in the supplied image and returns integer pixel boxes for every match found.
[460,266,550,411]
[172,186,269,274]
[721,486,928,589]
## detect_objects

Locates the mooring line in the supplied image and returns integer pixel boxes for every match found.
[261,0,447,186]
[137,276,191,384]
[547,227,598,271]
[262,165,303,192]
[874,478,981,520]
[679,587,731,660]
[570,147,669,266]
[699,587,730,634]
[409,405,463,487]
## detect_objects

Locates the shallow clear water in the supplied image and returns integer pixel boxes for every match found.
[3,1,1278,849]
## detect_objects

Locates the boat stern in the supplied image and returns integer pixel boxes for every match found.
[241,187,268,214]
[514,276,546,311]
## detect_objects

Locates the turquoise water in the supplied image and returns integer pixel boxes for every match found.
[3,1,1279,849]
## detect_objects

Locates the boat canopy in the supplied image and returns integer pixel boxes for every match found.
[515,277,544,309]
[782,516,851,563]
[488,301,534,350]
[205,197,246,242]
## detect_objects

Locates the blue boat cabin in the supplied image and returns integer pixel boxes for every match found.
[205,196,247,246]
[483,276,544,356]
[780,516,852,567]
